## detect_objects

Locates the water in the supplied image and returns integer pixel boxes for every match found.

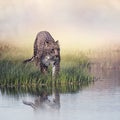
[0,68,120,120]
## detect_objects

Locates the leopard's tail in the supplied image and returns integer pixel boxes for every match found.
[23,37,37,64]
[23,56,34,64]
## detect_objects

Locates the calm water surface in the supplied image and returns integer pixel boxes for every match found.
[0,68,120,120]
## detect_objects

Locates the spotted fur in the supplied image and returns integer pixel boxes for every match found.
[23,31,60,77]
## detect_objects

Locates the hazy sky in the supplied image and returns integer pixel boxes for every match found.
[0,0,120,49]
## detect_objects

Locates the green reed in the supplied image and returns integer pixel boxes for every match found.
[0,42,92,87]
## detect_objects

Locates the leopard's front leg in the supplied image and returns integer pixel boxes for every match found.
[40,63,48,74]
[52,61,60,78]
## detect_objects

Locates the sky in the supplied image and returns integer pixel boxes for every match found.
[0,0,120,50]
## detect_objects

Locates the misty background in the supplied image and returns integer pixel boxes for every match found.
[0,0,120,50]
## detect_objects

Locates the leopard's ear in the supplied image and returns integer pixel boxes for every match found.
[56,40,59,44]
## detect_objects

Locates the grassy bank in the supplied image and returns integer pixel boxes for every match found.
[0,42,92,87]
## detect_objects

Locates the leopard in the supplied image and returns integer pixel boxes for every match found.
[23,31,60,78]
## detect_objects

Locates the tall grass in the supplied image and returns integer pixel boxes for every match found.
[87,45,120,69]
[0,42,92,87]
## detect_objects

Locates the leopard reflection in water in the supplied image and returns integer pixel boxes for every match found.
[23,88,60,111]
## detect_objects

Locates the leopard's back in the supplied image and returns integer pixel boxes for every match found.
[33,31,55,57]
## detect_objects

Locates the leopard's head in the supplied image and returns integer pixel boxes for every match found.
[44,40,60,62]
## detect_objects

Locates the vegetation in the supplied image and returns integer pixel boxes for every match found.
[0,42,92,87]
[86,46,120,69]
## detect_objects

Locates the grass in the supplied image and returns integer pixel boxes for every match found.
[0,42,92,87]
[87,45,120,69]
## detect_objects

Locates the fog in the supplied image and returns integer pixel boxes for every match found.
[0,0,120,50]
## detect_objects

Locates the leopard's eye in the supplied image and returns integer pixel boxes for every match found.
[51,49,54,51]
[57,48,60,51]
[51,49,54,53]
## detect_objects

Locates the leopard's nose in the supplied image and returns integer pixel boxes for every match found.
[55,55,59,58]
